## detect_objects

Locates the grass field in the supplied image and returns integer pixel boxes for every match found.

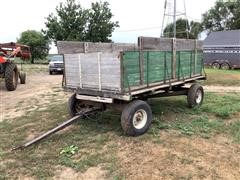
[17,64,48,75]
[202,68,240,86]
[1,65,240,179]
[0,91,239,179]
[14,58,48,64]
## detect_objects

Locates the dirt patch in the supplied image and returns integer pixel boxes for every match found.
[53,166,108,180]
[228,73,240,81]
[117,131,240,179]
[0,73,69,122]
[204,85,240,93]
[14,176,35,180]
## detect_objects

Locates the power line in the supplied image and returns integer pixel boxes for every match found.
[114,26,162,33]
[114,27,189,35]
[186,15,201,22]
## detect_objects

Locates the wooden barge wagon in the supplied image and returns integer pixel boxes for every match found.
[57,37,206,136]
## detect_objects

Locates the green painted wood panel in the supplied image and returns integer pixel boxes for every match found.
[122,50,203,89]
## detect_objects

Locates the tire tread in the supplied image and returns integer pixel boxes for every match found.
[5,63,18,91]
[121,100,152,136]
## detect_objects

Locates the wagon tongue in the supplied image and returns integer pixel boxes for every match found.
[11,107,101,151]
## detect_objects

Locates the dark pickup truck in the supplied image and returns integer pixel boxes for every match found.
[48,55,64,75]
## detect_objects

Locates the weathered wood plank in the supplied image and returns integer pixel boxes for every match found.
[57,41,138,54]
[138,36,203,51]
[64,52,121,92]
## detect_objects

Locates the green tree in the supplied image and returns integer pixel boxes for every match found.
[202,0,240,33]
[43,0,87,43]
[43,0,119,43]
[189,21,203,39]
[163,18,202,39]
[17,30,49,64]
[86,1,119,42]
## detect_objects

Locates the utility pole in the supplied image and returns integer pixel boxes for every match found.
[173,0,176,38]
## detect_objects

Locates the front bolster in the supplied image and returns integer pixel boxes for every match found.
[76,94,113,103]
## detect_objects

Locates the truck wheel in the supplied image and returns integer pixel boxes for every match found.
[220,63,230,70]
[49,71,53,75]
[5,63,18,91]
[211,62,220,69]
[187,84,204,108]
[121,100,152,136]
[19,71,26,84]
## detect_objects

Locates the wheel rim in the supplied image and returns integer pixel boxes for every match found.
[221,63,229,70]
[133,109,147,129]
[212,63,220,69]
[195,90,202,104]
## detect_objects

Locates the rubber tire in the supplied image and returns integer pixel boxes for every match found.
[68,93,80,117]
[5,63,18,91]
[187,84,204,108]
[220,63,230,70]
[49,71,53,75]
[121,100,152,136]
[19,72,26,84]
[211,62,220,69]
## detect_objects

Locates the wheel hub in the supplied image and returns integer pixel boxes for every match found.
[133,109,147,129]
[196,90,202,104]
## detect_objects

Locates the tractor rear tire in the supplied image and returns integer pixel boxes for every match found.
[5,63,18,91]
[19,71,26,84]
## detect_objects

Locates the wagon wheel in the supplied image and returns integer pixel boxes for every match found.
[211,62,220,69]
[187,84,204,108]
[121,100,152,136]
[68,93,105,118]
[220,63,230,70]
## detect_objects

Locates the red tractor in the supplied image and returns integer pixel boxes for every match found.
[0,42,31,91]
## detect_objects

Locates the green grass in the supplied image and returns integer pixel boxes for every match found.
[0,92,239,179]
[227,121,240,143]
[0,100,122,179]
[148,92,240,141]
[201,68,240,86]
[17,64,48,74]
[201,93,240,118]
[14,57,48,64]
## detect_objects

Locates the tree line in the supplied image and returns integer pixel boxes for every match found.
[17,0,240,63]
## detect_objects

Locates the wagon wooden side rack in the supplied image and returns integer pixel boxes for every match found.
[12,37,206,150]
[59,36,206,136]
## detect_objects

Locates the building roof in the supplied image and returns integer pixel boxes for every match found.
[203,30,240,48]
[0,42,30,49]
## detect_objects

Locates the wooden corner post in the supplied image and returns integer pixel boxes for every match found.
[138,37,144,85]
[172,38,177,79]
[194,39,198,74]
